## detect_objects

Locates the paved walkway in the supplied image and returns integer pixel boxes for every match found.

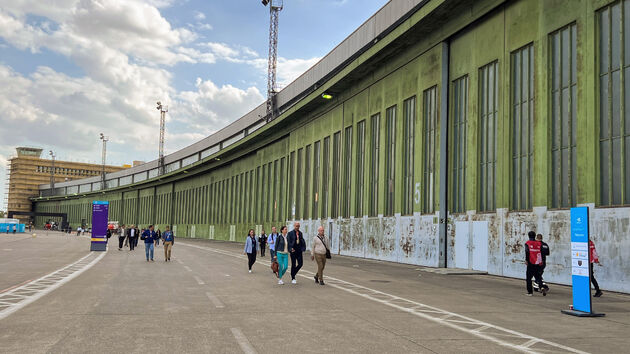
[0,232,628,353]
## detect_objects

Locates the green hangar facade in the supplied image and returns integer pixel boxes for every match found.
[32,0,630,293]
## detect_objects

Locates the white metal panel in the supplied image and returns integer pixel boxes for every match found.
[472,221,489,272]
[454,221,469,269]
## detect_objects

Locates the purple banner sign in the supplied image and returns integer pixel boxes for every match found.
[90,201,109,251]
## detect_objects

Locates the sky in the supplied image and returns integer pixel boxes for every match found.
[0,0,389,210]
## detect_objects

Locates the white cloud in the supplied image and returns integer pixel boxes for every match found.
[175,78,264,131]
[194,11,206,20]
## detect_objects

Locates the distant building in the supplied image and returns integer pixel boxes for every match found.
[6,147,128,222]
[132,160,145,167]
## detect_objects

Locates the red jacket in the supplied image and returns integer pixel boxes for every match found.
[589,240,599,263]
[525,240,543,265]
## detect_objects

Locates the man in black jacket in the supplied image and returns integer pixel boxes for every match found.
[534,233,550,292]
[127,225,138,251]
[287,222,306,284]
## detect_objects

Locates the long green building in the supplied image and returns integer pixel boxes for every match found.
[32,0,630,293]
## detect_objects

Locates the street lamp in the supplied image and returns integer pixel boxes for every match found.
[49,150,56,190]
[99,133,108,188]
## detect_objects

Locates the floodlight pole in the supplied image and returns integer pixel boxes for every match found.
[99,133,108,188]
[263,0,283,122]
[157,102,168,175]
[49,150,56,190]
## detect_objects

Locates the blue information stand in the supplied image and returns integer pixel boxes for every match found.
[561,207,604,317]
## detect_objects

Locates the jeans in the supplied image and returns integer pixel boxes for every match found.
[145,243,154,260]
[277,252,288,279]
[526,264,543,294]
[247,252,257,270]
[290,251,303,280]
[269,249,276,261]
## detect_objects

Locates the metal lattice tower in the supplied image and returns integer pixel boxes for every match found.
[157,102,168,175]
[99,134,108,188]
[263,0,283,122]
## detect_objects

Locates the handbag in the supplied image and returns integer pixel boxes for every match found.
[318,235,332,259]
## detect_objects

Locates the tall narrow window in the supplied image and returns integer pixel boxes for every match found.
[312,141,320,219]
[385,106,397,216]
[322,137,330,218]
[244,172,249,222]
[551,25,577,208]
[295,148,303,219]
[267,162,273,221]
[402,97,416,215]
[369,114,380,217]
[273,160,278,221]
[304,145,311,219]
[480,61,498,212]
[255,167,260,221]
[356,120,366,216]
[423,86,438,214]
[599,2,630,205]
[331,131,341,218]
[279,157,285,220]
[343,126,353,218]
[288,151,295,219]
[511,44,534,211]
[451,76,468,214]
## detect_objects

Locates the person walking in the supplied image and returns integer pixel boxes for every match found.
[128,225,137,251]
[533,234,550,292]
[162,226,174,261]
[589,240,603,297]
[141,225,156,262]
[287,222,306,284]
[311,226,330,285]
[258,229,267,257]
[267,226,279,261]
[525,231,546,296]
[154,229,161,247]
[134,226,140,248]
[76,226,82,236]
[118,225,126,251]
[244,229,257,273]
[275,226,289,285]
[28,222,32,233]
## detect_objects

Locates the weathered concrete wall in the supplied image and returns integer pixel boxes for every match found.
[291,205,630,293]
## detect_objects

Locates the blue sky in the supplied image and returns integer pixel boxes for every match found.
[0,0,388,210]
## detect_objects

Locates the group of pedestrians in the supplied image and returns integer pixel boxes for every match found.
[115,224,175,262]
[244,222,331,286]
[525,231,603,297]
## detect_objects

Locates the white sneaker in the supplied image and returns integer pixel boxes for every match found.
[248,270,252,273]
[291,279,297,284]
[278,279,284,285]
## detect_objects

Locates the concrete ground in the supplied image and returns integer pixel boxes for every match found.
[0,231,628,353]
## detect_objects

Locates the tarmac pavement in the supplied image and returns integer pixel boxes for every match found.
[0,232,628,353]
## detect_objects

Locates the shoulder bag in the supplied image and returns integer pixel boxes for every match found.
[318,235,332,259]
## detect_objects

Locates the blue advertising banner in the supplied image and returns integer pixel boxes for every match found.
[570,207,590,313]
[90,201,109,251]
